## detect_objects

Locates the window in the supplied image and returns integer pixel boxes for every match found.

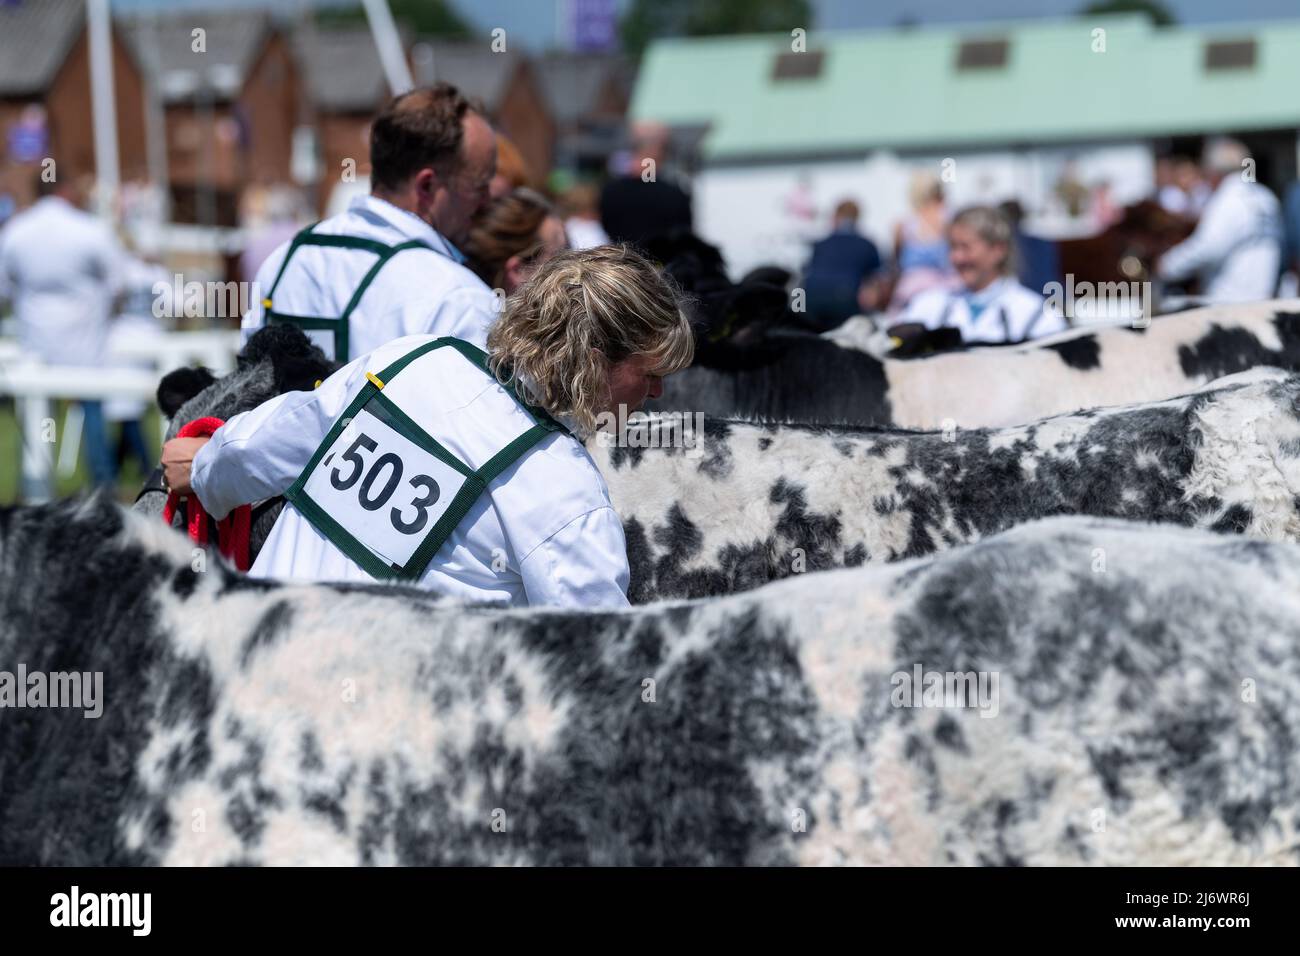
[956,39,1008,70]
[1204,39,1256,71]
[772,50,824,80]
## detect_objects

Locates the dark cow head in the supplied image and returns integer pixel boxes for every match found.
[640,229,799,348]
[135,327,337,542]
[157,325,338,439]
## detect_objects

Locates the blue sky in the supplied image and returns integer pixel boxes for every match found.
[112,0,1300,48]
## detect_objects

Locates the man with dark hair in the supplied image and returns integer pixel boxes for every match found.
[237,83,498,362]
[801,198,882,331]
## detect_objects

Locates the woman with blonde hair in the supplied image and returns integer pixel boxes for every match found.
[160,245,693,607]
[889,170,956,311]
[463,188,569,294]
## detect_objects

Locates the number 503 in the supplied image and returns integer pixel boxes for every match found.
[327,432,440,534]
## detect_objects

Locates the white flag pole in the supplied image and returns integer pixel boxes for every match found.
[86,0,120,221]
[361,0,414,96]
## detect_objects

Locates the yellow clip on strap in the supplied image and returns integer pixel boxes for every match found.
[366,371,386,390]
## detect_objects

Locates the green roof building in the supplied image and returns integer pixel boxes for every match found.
[627,14,1300,277]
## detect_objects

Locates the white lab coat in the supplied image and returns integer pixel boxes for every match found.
[1159,177,1282,302]
[240,194,498,357]
[902,277,1065,343]
[0,196,120,367]
[191,334,632,609]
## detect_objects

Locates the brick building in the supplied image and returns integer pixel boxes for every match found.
[0,0,147,210]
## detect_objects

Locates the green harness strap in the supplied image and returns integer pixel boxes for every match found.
[262,222,434,361]
[284,337,566,582]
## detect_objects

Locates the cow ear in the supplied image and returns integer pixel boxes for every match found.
[156,366,217,418]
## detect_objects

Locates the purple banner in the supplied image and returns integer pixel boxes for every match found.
[572,0,617,52]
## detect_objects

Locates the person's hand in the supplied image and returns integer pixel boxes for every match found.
[160,436,210,497]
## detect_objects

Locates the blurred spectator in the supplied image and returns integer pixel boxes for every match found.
[1156,155,1193,216]
[1283,179,1300,278]
[105,239,169,479]
[491,134,533,199]
[999,200,1061,296]
[896,205,1065,344]
[1054,160,1089,218]
[240,184,306,283]
[1160,155,1211,218]
[463,188,569,294]
[0,169,122,494]
[1090,180,1122,231]
[600,121,692,246]
[889,171,955,311]
[557,182,609,249]
[1157,138,1282,302]
[800,199,882,331]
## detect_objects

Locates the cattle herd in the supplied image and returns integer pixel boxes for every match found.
[4,300,1300,865]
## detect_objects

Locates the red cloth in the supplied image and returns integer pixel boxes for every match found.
[162,417,252,571]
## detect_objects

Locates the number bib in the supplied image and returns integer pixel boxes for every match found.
[299,405,469,570]
[284,338,562,582]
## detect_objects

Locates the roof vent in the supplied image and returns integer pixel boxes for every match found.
[956,38,1008,70]
[772,50,824,80]
[1204,39,1256,71]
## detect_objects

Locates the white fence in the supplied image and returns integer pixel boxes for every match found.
[0,331,240,502]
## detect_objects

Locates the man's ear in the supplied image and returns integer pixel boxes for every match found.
[413,167,440,204]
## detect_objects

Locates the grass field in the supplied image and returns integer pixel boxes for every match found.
[0,400,161,505]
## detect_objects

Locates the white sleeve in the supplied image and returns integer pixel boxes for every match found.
[517,506,631,609]
[191,354,367,520]
[1159,201,1245,281]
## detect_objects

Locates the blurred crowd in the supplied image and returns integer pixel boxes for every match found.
[800,137,1290,344]
[1,102,1297,494]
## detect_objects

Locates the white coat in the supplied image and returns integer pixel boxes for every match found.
[1158,177,1282,303]
[0,196,121,367]
[240,194,498,357]
[191,334,632,609]
[902,277,1065,343]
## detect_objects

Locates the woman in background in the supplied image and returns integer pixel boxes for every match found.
[896,205,1065,344]
[889,170,956,312]
[463,188,570,295]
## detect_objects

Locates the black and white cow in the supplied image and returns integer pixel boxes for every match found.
[3,496,1298,865]
[653,300,1300,427]
[138,341,1300,601]
[599,370,1300,600]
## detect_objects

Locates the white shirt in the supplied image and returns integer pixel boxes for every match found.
[191,334,631,609]
[0,196,121,367]
[1159,177,1282,302]
[240,195,498,358]
[903,277,1065,343]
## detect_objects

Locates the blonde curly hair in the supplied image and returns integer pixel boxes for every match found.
[486,245,694,434]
